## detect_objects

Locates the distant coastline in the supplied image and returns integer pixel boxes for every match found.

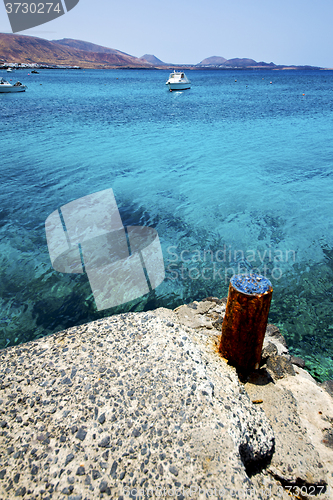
[0,33,325,70]
[1,64,326,71]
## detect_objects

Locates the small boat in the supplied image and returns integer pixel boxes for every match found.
[31,70,39,74]
[165,71,191,91]
[0,78,27,93]
[6,68,13,72]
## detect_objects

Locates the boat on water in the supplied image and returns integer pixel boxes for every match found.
[0,78,27,93]
[7,68,13,72]
[165,71,191,91]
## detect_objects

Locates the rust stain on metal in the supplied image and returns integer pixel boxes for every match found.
[219,275,273,374]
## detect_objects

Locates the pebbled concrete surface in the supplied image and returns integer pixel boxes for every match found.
[0,298,332,499]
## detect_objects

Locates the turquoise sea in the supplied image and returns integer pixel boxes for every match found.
[1,68,333,381]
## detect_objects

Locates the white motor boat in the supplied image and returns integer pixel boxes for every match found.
[165,71,191,91]
[0,78,27,93]
[7,68,13,72]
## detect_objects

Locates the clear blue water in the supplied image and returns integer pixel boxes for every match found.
[1,68,333,381]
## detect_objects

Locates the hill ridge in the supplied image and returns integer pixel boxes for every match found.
[0,33,151,68]
[0,34,322,69]
[139,54,166,66]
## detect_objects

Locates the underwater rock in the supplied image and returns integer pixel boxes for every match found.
[290,355,306,368]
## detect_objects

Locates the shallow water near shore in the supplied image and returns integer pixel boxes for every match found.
[1,68,333,381]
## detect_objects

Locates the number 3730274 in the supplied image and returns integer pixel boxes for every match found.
[5,3,61,14]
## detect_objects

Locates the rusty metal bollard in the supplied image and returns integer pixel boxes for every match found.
[219,274,273,374]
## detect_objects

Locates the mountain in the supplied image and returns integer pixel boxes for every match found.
[196,56,321,69]
[0,33,151,68]
[0,34,321,70]
[52,38,133,57]
[223,58,275,68]
[197,56,276,68]
[197,56,227,66]
[139,54,166,66]
[224,58,260,67]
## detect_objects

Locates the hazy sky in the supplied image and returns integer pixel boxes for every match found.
[1,0,333,67]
